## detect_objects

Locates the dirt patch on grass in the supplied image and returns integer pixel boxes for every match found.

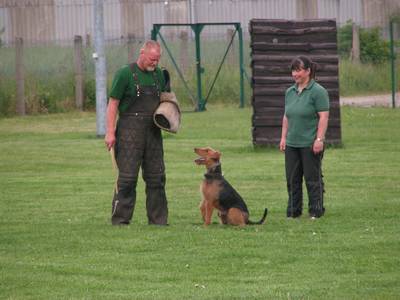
[340,94,399,108]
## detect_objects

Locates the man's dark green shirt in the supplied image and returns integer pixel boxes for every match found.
[284,79,329,147]
[109,64,166,113]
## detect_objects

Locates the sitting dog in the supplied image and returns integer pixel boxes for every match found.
[194,147,268,226]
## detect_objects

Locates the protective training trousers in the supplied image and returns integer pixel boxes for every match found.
[285,146,325,218]
[111,72,168,225]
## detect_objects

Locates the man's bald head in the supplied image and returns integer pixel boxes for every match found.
[137,40,162,72]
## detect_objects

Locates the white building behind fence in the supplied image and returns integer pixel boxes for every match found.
[0,0,399,46]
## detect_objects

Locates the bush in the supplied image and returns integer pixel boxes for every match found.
[360,28,390,64]
[0,79,15,117]
[0,87,12,117]
[337,21,390,64]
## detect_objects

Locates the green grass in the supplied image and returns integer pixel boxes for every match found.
[339,59,400,96]
[0,106,399,299]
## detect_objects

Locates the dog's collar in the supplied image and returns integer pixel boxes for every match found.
[204,163,223,179]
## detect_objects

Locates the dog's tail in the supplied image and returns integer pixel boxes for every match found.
[247,208,268,225]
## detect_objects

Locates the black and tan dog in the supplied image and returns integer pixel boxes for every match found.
[194,147,268,226]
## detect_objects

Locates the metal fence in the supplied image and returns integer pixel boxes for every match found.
[0,0,399,116]
[1,0,399,46]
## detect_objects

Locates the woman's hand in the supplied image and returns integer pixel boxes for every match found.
[313,139,324,154]
[280,115,288,152]
[279,138,286,152]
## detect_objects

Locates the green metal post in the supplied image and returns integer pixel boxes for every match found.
[151,22,246,112]
[151,25,160,41]
[192,24,205,111]
[237,24,245,108]
[389,20,396,108]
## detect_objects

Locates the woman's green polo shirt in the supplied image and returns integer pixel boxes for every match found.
[284,79,329,147]
[109,64,166,113]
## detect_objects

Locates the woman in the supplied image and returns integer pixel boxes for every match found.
[280,56,329,219]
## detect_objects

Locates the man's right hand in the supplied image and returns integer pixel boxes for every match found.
[105,133,116,151]
[105,98,119,151]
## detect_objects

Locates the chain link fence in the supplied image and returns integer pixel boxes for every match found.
[0,0,399,116]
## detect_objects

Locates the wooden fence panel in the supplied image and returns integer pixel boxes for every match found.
[250,19,342,146]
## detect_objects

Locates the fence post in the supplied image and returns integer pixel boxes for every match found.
[86,33,91,48]
[74,35,84,110]
[389,20,396,108]
[237,24,244,108]
[351,23,360,63]
[93,0,107,137]
[15,37,25,116]
[179,30,188,74]
[297,0,318,19]
[127,33,136,63]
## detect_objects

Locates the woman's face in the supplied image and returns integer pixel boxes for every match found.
[292,67,310,86]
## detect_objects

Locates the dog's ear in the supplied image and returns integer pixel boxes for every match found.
[206,146,215,153]
[194,147,208,157]
[209,150,221,160]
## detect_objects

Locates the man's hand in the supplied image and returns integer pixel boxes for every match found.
[105,98,119,151]
[105,133,116,151]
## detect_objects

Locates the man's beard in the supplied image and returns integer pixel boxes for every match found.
[146,66,155,72]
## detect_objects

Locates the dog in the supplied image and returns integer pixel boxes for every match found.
[194,147,268,226]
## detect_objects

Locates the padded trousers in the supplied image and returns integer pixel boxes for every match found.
[111,114,168,225]
[285,146,325,218]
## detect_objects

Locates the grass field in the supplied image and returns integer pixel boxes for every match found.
[0,106,399,299]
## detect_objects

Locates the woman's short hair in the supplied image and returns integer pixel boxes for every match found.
[290,55,316,79]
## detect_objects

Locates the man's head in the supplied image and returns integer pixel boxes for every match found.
[137,40,161,72]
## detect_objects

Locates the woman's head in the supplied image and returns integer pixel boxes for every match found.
[290,56,316,85]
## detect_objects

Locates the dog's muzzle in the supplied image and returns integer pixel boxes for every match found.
[153,91,181,134]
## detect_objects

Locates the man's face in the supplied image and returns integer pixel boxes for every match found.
[141,48,161,72]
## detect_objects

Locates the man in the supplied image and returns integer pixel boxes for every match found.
[105,40,168,225]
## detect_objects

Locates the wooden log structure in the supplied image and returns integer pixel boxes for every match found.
[250,19,342,146]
